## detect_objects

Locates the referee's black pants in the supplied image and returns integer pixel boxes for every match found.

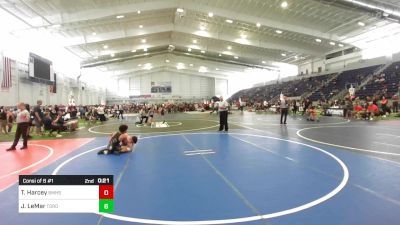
[280,108,288,124]
[219,111,228,131]
[11,122,29,148]
[119,110,124,119]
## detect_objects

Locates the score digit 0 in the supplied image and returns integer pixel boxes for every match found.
[99,185,113,199]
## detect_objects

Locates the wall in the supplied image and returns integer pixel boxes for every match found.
[298,58,325,75]
[298,51,397,76]
[215,78,228,97]
[109,70,218,101]
[0,55,106,106]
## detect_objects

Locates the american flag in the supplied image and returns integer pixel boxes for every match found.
[1,56,12,88]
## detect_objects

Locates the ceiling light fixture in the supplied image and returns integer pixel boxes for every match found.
[139,25,143,28]
[141,39,146,43]
[275,30,283,34]
[208,12,214,17]
[192,39,197,44]
[199,66,208,73]
[225,19,233,23]
[143,63,152,70]
[234,56,239,59]
[177,63,185,70]
[103,45,108,49]
[116,15,125,19]
[165,59,170,63]
[131,49,137,53]
[93,56,98,59]
[219,53,222,56]
[137,10,141,14]
[138,64,142,67]
[281,53,286,56]
[281,1,288,8]
[201,50,206,54]
[227,46,232,50]
[110,53,115,57]
[188,48,192,52]
[358,21,365,26]
[315,38,322,43]
[189,64,194,67]
[143,48,148,52]
[329,42,336,46]
[338,43,344,47]
[177,8,184,13]
[215,68,219,70]
[262,60,266,64]
[92,32,96,35]
[256,22,261,27]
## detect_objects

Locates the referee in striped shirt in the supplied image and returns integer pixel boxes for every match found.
[6,102,30,151]
[218,96,229,132]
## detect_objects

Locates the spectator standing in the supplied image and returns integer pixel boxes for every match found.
[97,105,106,123]
[392,95,398,113]
[0,107,7,134]
[33,100,43,135]
[302,99,311,115]
[6,108,14,133]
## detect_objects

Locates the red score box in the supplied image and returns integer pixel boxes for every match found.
[99,185,114,199]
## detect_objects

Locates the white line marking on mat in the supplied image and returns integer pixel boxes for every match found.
[296,126,400,156]
[373,141,400,148]
[285,157,295,162]
[185,152,216,156]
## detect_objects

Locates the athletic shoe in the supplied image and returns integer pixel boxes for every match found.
[20,146,28,150]
[97,150,108,155]
[6,147,16,151]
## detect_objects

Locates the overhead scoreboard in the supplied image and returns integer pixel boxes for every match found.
[19,175,114,213]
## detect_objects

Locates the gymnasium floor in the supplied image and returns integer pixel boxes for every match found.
[0,112,399,225]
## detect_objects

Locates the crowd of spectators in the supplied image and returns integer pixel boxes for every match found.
[0,101,217,137]
[357,61,400,99]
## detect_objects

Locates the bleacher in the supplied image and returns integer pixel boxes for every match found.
[356,61,400,99]
[308,65,381,101]
[229,73,333,103]
[229,64,394,103]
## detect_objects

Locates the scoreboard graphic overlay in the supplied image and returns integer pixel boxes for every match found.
[19,175,113,213]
